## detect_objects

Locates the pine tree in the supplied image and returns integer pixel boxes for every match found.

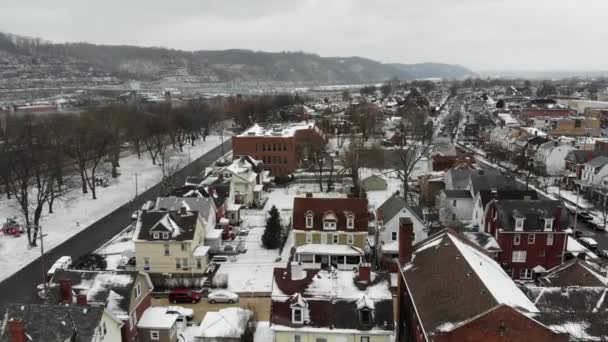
[262,205,282,249]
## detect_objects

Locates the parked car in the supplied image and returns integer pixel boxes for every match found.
[597,249,608,259]
[588,221,606,231]
[578,237,599,251]
[211,256,228,264]
[169,289,201,304]
[574,231,585,239]
[577,211,594,222]
[165,306,194,321]
[208,290,239,304]
[47,256,72,280]
[131,210,141,220]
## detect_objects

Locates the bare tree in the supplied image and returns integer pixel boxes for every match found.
[346,103,383,142]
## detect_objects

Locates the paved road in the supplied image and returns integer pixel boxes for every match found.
[0,139,232,309]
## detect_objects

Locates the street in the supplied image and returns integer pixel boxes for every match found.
[0,139,232,310]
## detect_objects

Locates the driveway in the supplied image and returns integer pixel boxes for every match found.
[152,296,271,322]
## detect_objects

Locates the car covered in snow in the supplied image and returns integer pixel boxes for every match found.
[578,237,599,250]
[165,306,194,321]
[208,290,239,304]
[597,249,608,259]
[46,256,72,280]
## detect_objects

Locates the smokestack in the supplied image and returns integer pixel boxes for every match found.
[399,217,414,265]
[8,319,26,342]
[59,279,73,304]
[358,263,371,283]
[76,292,88,306]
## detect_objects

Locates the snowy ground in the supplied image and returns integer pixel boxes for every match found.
[96,225,136,270]
[0,135,224,282]
[218,183,346,294]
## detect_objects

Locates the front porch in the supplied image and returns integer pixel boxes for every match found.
[294,244,364,270]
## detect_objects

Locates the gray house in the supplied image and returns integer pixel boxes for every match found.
[137,307,179,342]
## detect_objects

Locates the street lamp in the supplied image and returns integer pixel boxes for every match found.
[134,172,139,198]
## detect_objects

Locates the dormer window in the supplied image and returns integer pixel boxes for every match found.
[305,213,314,229]
[162,232,169,239]
[544,218,554,231]
[347,215,354,229]
[515,218,524,231]
[356,294,374,326]
[153,232,159,239]
[322,212,337,230]
[292,308,303,324]
[360,309,372,325]
[290,293,308,324]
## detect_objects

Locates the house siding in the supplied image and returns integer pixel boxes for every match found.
[138,325,176,342]
[274,331,391,342]
[294,231,366,249]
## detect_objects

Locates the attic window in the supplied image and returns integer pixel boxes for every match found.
[360,309,373,325]
[153,232,159,240]
[305,214,314,229]
[544,218,554,231]
[323,212,337,230]
[292,308,303,324]
[515,218,524,231]
[347,215,355,229]
[162,232,169,240]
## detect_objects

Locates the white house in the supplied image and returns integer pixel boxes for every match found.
[437,190,473,225]
[533,140,577,175]
[581,156,608,186]
[225,155,269,208]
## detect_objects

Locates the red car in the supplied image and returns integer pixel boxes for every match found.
[169,289,201,304]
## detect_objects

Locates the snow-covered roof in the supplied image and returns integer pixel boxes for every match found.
[193,245,211,257]
[238,122,317,138]
[197,307,251,338]
[137,307,178,329]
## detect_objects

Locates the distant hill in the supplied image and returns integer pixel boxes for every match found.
[0,32,475,90]
[388,62,477,80]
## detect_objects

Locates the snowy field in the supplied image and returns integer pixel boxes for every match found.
[0,135,224,282]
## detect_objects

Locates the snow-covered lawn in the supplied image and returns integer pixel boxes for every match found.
[218,183,344,294]
[0,136,224,282]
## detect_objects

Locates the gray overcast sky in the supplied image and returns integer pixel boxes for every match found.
[1,0,607,71]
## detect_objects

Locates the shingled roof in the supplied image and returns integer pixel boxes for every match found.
[478,189,538,209]
[135,210,200,241]
[0,304,108,342]
[400,229,538,338]
[271,267,394,332]
[293,197,369,231]
[539,259,608,287]
[494,200,569,232]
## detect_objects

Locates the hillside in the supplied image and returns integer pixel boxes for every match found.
[0,32,475,90]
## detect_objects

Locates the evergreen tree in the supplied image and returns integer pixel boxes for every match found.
[262,205,282,249]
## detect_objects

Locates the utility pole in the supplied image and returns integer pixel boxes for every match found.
[36,225,48,299]
[134,173,139,198]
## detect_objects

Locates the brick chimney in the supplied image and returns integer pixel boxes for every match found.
[554,206,562,231]
[8,318,26,342]
[358,263,371,283]
[399,217,414,265]
[58,278,73,304]
[76,292,88,306]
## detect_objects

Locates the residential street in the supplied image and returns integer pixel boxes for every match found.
[0,139,232,310]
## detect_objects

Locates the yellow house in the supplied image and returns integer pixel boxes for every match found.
[133,202,214,275]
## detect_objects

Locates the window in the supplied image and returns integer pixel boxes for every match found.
[294,335,302,342]
[544,219,553,231]
[102,322,107,335]
[575,119,582,128]
[547,233,554,246]
[512,251,527,263]
[515,218,524,231]
[452,199,457,207]
[300,254,314,263]
[346,255,360,264]
[323,220,337,230]
[538,250,546,257]
[451,213,456,221]
[182,258,188,269]
[360,310,372,325]
[164,245,170,256]
[181,242,187,251]
[347,216,355,229]
[361,337,370,342]
[150,330,160,340]
[144,257,150,266]
[135,283,142,298]
[176,258,181,269]
[152,232,159,239]
[162,232,169,239]
[292,308,303,323]
[197,258,202,269]
[337,255,345,264]
[513,234,520,245]
[528,234,535,245]
[347,234,354,245]
[306,232,312,244]
[316,339,327,342]
[520,268,533,279]
[333,234,339,244]
[305,215,313,229]
[321,233,327,244]
[391,232,397,241]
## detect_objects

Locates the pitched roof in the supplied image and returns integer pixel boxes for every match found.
[539,259,608,287]
[198,308,251,338]
[444,190,472,199]
[135,210,199,241]
[495,200,569,232]
[50,269,140,319]
[271,268,394,332]
[292,197,368,231]
[565,150,601,164]
[463,231,501,251]
[400,229,538,337]
[478,190,538,209]
[586,155,608,168]
[0,304,106,342]
[469,172,519,194]
[155,196,213,220]
[377,194,407,224]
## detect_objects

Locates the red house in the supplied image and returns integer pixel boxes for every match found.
[483,199,569,280]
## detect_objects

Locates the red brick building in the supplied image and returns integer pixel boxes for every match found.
[232,122,326,176]
[396,221,568,342]
[483,199,569,280]
[516,108,575,121]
